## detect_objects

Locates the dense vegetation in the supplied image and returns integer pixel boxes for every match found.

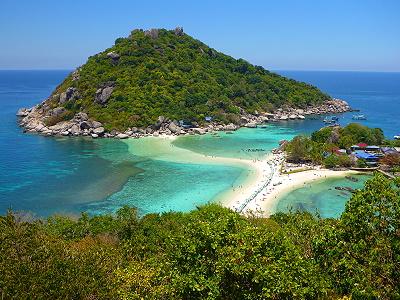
[285,123,386,167]
[1,173,399,299]
[46,28,330,130]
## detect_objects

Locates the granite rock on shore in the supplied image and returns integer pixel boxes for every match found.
[17,98,351,139]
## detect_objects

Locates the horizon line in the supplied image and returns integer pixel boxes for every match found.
[0,68,399,73]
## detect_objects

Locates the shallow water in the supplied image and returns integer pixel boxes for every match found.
[274,174,371,218]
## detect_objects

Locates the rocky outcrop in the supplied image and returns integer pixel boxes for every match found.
[144,29,159,39]
[59,87,79,104]
[174,27,184,36]
[95,82,115,104]
[16,108,30,117]
[168,122,181,134]
[17,96,352,140]
[107,51,120,60]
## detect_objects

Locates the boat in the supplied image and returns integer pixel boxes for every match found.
[352,114,366,120]
[323,116,338,124]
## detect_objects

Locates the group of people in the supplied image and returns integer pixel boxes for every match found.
[235,153,284,213]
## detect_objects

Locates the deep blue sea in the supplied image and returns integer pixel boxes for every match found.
[0,70,399,217]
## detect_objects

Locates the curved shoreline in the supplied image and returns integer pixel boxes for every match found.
[121,134,367,217]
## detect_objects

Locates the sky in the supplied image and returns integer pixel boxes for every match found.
[0,0,399,71]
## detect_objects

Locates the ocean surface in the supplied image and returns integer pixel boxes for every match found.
[0,70,398,217]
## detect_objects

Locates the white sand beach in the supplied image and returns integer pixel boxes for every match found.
[123,134,360,217]
[237,158,361,217]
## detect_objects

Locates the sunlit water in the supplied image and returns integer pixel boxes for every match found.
[0,70,398,217]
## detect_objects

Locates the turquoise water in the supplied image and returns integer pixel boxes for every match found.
[0,70,398,217]
[173,126,299,159]
[274,174,371,218]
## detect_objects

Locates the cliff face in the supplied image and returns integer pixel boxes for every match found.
[18,27,334,137]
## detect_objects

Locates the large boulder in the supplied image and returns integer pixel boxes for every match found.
[80,121,92,130]
[74,112,88,121]
[245,123,257,128]
[91,121,103,129]
[168,122,181,134]
[144,29,159,39]
[16,108,30,117]
[174,27,184,36]
[225,123,237,131]
[93,127,105,135]
[193,128,206,135]
[69,124,81,135]
[59,87,79,104]
[116,133,129,139]
[107,51,120,60]
[95,83,114,105]
[51,107,66,117]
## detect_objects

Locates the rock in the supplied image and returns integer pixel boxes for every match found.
[298,115,305,119]
[80,121,92,130]
[144,28,159,39]
[71,69,80,81]
[95,86,114,104]
[91,121,103,129]
[193,128,206,135]
[225,123,237,131]
[49,121,73,133]
[279,115,288,120]
[168,122,181,134]
[289,114,297,120]
[59,87,79,104]
[116,133,129,139]
[51,107,66,116]
[174,27,184,36]
[16,108,30,117]
[240,116,249,124]
[74,112,88,121]
[245,123,257,128]
[69,124,80,135]
[34,124,45,132]
[61,131,70,136]
[91,133,98,138]
[93,127,105,135]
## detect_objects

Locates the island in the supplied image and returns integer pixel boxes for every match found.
[17,27,350,139]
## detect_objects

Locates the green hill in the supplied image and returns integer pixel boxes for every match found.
[40,27,330,130]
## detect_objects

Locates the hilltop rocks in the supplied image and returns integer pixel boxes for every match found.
[144,29,159,39]
[174,27,184,36]
[95,83,115,104]
[107,51,120,60]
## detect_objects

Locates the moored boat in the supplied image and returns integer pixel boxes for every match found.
[352,114,366,120]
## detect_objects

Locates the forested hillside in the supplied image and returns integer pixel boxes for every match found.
[1,174,399,299]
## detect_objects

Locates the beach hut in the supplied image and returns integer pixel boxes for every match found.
[353,150,379,164]
[357,143,368,149]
